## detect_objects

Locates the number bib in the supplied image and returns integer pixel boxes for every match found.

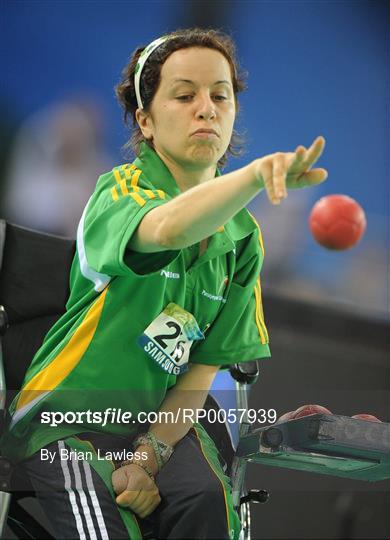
[138,303,204,375]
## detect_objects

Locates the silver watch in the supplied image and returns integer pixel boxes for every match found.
[133,432,174,468]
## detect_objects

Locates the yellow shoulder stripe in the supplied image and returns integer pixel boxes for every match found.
[111,186,119,201]
[122,164,136,179]
[113,168,122,184]
[130,169,142,187]
[110,166,167,206]
[254,278,269,344]
[248,211,265,257]
[113,164,140,184]
[16,288,109,413]
[247,213,268,343]
[130,192,146,207]
[119,179,129,196]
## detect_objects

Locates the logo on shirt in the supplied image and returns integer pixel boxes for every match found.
[201,290,227,303]
[160,270,180,279]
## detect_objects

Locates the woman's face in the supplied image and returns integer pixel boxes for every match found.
[139,47,236,170]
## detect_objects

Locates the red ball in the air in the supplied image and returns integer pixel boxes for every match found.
[309,195,366,250]
[352,414,382,423]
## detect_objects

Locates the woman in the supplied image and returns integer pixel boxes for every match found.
[3,28,327,539]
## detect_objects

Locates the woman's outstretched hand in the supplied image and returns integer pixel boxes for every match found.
[253,136,327,205]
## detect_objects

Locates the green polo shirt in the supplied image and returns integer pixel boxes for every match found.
[3,142,270,462]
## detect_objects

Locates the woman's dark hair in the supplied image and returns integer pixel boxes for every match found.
[116,28,247,168]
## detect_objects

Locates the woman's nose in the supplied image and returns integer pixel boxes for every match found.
[195,94,216,120]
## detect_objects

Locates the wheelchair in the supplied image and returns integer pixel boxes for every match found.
[1,221,389,539]
[0,220,268,539]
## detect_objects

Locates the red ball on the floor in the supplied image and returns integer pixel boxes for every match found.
[276,404,332,423]
[352,413,382,422]
[309,194,366,250]
[293,404,333,418]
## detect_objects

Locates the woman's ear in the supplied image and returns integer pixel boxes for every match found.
[135,109,153,140]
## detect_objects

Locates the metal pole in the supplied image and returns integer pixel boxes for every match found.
[231,381,250,507]
[0,492,11,538]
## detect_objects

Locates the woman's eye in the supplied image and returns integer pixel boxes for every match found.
[176,95,193,101]
[213,95,227,101]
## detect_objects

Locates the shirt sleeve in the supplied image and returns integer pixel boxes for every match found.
[189,230,271,366]
[79,168,179,278]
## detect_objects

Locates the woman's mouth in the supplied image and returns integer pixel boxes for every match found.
[192,129,219,139]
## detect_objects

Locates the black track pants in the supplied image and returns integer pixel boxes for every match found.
[20,425,241,539]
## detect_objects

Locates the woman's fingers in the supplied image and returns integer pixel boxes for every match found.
[263,177,277,204]
[116,489,141,508]
[287,167,328,189]
[259,159,277,204]
[295,145,306,156]
[136,493,162,518]
[272,153,288,200]
[259,154,289,205]
[300,136,326,169]
[129,490,150,514]
[298,167,328,186]
[255,137,326,204]
[288,146,306,172]
[112,468,128,495]
[117,488,161,518]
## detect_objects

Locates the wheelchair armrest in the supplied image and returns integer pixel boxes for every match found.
[228,361,259,385]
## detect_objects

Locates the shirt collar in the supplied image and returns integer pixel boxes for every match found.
[134,142,182,198]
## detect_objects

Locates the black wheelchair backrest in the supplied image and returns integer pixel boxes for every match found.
[0,220,75,395]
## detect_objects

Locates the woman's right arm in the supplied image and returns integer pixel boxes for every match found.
[128,136,327,253]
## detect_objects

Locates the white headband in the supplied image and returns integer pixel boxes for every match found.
[134,36,169,110]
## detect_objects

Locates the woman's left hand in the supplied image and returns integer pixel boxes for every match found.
[112,463,161,518]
